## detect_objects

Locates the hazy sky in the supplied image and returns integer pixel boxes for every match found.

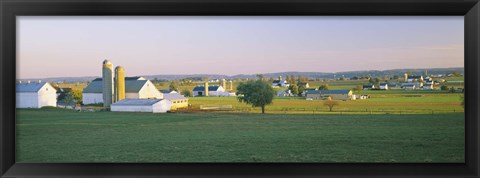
[17,16,464,79]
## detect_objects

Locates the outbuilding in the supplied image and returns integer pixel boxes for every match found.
[163,93,188,110]
[16,81,57,108]
[83,77,162,105]
[111,99,171,113]
[305,90,353,101]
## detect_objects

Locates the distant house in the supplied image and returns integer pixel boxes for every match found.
[16,81,57,108]
[406,75,423,82]
[363,84,375,90]
[159,90,177,94]
[297,82,310,88]
[379,83,388,90]
[277,90,292,97]
[423,84,435,90]
[403,84,416,90]
[163,93,188,110]
[305,90,353,101]
[192,85,226,96]
[82,77,162,105]
[272,80,289,88]
[111,99,171,113]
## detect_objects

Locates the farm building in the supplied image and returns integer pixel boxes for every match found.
[111,99,171,113]
[83,77,162,105]
[404,73,423,82]
[423,84,435,90]
[272,80,289,88]
[16,81,57,108]
[159,90,177,94]
[163,93,188,110]
[297,82,310,88]
[402,84,416,90]
[363,84,375,90]
[192,84,227,97]
[379,83,388,90]
[305,90,353,101]
[277,90,292,97]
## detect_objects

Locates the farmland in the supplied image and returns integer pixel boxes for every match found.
[16,108,464,163]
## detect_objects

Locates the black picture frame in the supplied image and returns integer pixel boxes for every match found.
[1,0,479,177]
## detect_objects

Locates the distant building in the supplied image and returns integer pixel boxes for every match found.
[363,84,375,90]
[405,73,423,82]
[305,90,353,101]
[277,90,292,97]
[83,77,162,105]
[192,85,226,96]
[16,81,57,108]
[111,99,171,113]
[272,80,289,88]
[379,83,388,90]
[423,84,435,90]
[159,90,177,94]
[163,93,188,110]
[402,84,416,90]
[297,82,310,88]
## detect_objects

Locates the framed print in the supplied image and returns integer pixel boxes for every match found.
[1,0,479,177]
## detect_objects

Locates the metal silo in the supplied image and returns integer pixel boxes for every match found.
[102,60,114,107]
[114,66,125,102]
[204,82,209,96]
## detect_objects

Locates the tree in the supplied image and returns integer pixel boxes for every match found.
[286,75,291,84]
[354,85,363,92]
[440,85,449,91]
[449,87,456,93]
[71,89,82,104]
[236,79,275,114]
[181,89,192,97]
[318,84,329,90]
[298,85,306,96]
[63,92,74,107]
[169,81,179,91]
[290,75,297,85]
[324,99,339,112]
[288,84,299,95]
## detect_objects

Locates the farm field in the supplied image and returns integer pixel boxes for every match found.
[188,93,464,114]
[16,108,464,163]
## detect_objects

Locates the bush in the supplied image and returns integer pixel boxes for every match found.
[181,89,192,97]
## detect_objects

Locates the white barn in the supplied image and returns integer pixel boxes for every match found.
[192,85,227,96]
[16,82,57,108]
[83,77,163,105]
[111,99,171,113]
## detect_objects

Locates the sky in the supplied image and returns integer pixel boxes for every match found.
[17,16,464,79]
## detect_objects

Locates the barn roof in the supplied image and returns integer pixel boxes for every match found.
[306,90,351,95]
[407,75,423,79]
[193,86,221,91]
[163,93,187,101]
[111,99,163,106]
[159,90,176,93]
[16,82,54,92]
[83,78,149,93]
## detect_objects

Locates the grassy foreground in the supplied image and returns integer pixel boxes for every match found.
[16,108,464,163]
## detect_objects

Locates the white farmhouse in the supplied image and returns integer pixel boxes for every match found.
[83,77,162,105]
[16,81,57,108]
[379,83,388,90]
[111,99,171,113]
[272,80,289,88]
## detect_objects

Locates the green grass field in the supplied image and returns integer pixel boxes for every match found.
[17,108,464,163]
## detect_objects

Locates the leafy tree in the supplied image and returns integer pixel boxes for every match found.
[354,85,363,92]
[393,75,399,79]
[440,85,449,91]
[290,75,297,85]
[318,84,329,90]
[286,75,291,83]
[324,99,339,112]
[71,89,82,104]
[169,81,179,91]
[449,87,456,93]
[236,79,275,114]
[181,89,192,97]
[369,77,380,85]
[298,85,306,96]
[288,84,299,95]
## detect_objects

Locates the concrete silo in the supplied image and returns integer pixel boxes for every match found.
[222,79,226,90]
[114,66,125,102]
[102,60,114,107]
[204,82,209,96]
[229,80,233,91]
